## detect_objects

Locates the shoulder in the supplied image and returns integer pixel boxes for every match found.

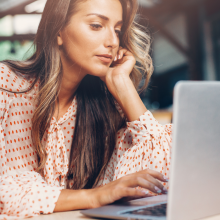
[0,62,32,92]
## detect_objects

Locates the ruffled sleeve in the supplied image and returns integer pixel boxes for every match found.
[101,110,172,190]
[0,63,62,219]
[0,171,62,219]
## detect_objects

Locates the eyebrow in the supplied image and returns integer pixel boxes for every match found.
[86,13,123,26]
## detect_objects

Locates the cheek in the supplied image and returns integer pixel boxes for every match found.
[60,26,117,76]
[79,56,111,77]
[62,38,110,76]
[62,34,89,60]
[62,27,98,62]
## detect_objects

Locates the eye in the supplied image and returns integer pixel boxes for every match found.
[115,30,122,37]
[90,24,102,30]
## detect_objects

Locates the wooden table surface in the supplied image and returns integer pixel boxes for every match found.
[29,210,220,220]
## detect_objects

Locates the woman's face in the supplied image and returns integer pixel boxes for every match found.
[58,0,123,77]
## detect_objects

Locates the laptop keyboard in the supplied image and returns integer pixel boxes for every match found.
[121,203,167,217]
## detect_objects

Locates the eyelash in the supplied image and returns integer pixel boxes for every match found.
[90,24,122,37]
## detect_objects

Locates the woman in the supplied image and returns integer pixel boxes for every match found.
[0,0,172,218]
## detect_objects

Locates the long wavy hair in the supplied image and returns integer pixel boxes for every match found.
[2,0,153,189]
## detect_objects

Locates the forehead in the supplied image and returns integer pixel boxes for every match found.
[75,0,123,21]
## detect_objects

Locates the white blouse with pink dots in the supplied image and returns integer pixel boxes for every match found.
[0,63,172,219]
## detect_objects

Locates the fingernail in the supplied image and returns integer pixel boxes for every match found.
[155,186,162,193]
[142,190,149,195]
[163,187,168,193]
[163,175,169,182]
[114,56,117,61]
[118,55,120,59]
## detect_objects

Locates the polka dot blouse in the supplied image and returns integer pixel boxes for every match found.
[0,63,173,219]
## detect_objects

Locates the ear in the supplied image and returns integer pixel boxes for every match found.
[57,32,63,46]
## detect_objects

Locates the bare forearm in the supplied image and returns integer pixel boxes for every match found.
[113,76,147,122]
[54,189,92,212]
[54,169,168,213]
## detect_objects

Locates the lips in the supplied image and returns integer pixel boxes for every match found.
[96,54,113,63]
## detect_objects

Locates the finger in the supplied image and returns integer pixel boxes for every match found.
[126,176,163,194]
[139,169,169,182]
[142,173,167,194]
[118,48,128,59]
[118,48,124,60]
[120,48,134,57]
[124,171,168,194]
[116,46,129,59]
[121,187,148,198]
[113,47,122,61]
[136,177,164,194]
[147,170,169,183]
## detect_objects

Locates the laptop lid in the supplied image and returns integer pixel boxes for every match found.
[167,81,220,220]
[81,81,220,220]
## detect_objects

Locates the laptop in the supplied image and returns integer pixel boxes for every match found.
[81,81,220,220]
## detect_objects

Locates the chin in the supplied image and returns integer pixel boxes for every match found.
[87,64,109,77]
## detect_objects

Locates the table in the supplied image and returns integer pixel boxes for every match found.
[29,210,220,220]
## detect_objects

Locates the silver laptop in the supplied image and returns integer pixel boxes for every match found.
[81,81,220,220]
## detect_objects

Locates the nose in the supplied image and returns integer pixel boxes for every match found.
[104,28,119,49]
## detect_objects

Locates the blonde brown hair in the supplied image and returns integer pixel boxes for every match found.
[3,0,153,189]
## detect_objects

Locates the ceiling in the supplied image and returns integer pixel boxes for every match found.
[0,0,202,19]
[0,0,42,18]
[0,0,164,18]
[0,0,29,12]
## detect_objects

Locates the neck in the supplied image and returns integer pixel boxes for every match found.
[58,54,86,109]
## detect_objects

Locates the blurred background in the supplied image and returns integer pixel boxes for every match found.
[0,0,219,124]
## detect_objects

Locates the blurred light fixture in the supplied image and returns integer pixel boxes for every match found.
[14,15,41,34]
[138,0,162,8]
[25,0,46,13]
[0,15,13,36]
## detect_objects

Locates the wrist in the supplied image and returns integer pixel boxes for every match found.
[54,189,94,212]
[112,76,147,122]
[86,188,102,209]
[112,75,134,95]
[112,76,136,106]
